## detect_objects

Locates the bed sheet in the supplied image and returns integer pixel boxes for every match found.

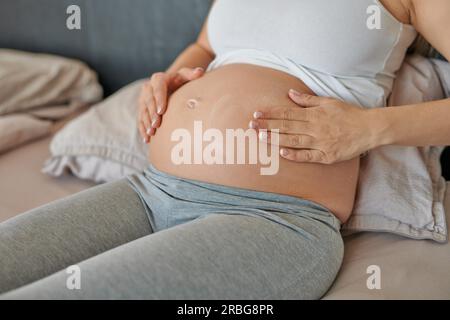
[0,136,95,223]
[325,184,450,299]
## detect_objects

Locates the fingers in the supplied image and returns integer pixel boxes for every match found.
[139,101,156,142]
[179,67,205,81]
[258,131,315,149]
[288,89,326,107]
[138,81,159,144]
[253,106,309,122]
[279,148,329,164]
[141,106,152,135]
[138,121,149,144]
[138,67,205,144]
[152,67,205,114]
[139,108,155,143]
[249,118,313,135]
[144,85,160,130]
[256,126,328,163]
[151,73,168,115]
[172,67,205,89]
[138,84,151,142]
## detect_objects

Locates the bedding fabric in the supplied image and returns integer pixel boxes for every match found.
[43,80,148,183]
[0,49,103,153]
[0,136,95,223]
[0,114,52,154]
[342,55,449,243]
[325,182,450,299]
[0,49,102,116]
[43,55,448,242]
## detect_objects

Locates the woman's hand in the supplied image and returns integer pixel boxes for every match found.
[138,67,205,143]
[252,89,378,164]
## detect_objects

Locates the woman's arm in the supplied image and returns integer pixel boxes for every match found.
[372,0,450,148]
[255,0,450,164]
[166,21,215,74]
[372,98,450,148]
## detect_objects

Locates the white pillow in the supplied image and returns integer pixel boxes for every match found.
[342,55,448,243]
[43,80,148,183]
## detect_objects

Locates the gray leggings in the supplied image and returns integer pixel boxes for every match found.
[0,167,344,299]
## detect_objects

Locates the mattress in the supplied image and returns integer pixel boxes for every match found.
[0,136,449,299]
[0,136,95,223]
[326,182,450,299]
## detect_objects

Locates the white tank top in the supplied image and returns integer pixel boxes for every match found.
[207,0,417,108]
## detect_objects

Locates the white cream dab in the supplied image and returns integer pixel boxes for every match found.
[187,99,199,109]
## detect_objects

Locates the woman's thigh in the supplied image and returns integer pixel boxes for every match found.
[1,214,343,299]
[0,179,152,294]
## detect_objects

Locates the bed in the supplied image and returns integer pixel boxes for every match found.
[1,0,449,300]
[0,135,95,223]
[0,132,449,299]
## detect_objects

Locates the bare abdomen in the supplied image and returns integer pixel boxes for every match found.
[149,64,359,223]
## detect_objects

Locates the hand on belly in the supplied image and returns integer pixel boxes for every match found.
[252,89,374,165]
[148,64,360,223]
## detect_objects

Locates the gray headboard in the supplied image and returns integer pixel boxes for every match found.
[0,0,212,96]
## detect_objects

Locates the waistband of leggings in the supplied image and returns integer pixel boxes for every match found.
[143,165,341,226]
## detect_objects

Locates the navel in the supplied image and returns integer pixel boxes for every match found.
[187,98,200,109]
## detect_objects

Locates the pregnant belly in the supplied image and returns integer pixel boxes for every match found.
[149,64,359,223]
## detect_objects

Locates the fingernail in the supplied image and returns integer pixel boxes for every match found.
[249,120,259,129]
[280,149,289,157]
[195,67,204,73]
[151,117,158,128]
[289,89,301,96]
[143,137,148,144]
[253,111,263,119]
[156,106,163,115]
[259,131,268,141]
[146,128,152,135]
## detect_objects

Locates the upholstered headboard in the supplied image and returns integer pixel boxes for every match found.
[0,0,212,96]
[0,0,448,179]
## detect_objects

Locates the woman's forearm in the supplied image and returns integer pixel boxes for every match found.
[166,42,215,74]
[371,98,450,148]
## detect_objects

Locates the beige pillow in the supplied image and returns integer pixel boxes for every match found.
[43,80,148,182]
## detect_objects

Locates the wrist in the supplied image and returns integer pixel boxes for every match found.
[367,107,395,149]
